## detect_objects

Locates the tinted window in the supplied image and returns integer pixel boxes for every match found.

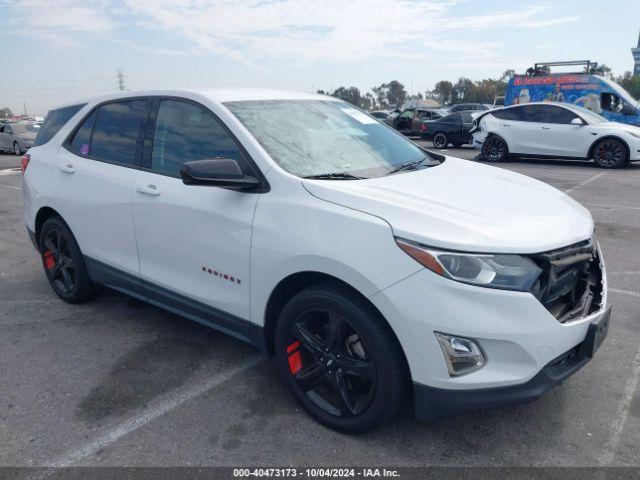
[70,110,97,156]
[440,113,461,123]
[91,100,148,165]
[34,104,85,147]
[494,105,538,122]
[460,112,474,122]
[151,99,245,177]
[536,105,579,124]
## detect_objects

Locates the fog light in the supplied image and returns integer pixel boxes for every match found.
[434,332,485,377]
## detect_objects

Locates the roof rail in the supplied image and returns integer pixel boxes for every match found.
[527,60,597,76]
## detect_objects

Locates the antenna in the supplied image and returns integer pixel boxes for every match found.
[117,70,125,91]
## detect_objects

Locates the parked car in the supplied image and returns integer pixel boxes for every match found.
[419,111,475,148]
[448,103,490,113]
[368,110,390,120]
[471,102,640,168]
[390,107,447,134]
[23,89,609,433]
[506,60,640,126]
[0,121,40,155]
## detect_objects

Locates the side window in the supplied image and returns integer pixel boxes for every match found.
[70,110,97,156]
[601,93,623,113]
[34,104,85,147]
[416,110,429,119]
[460,112,473,122]
[441,113,461,123]
[0,125,4,133]
[150,99,245,177]
[90,100,148,166]
[400,109,414,118]
[535,105,578,124]
[5,125,13,134]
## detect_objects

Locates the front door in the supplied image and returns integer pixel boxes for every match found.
[131,98,260,325]
[535,104,591,158]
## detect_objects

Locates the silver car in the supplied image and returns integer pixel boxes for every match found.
[0,121,41,155]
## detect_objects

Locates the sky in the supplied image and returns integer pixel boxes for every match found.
[1,0,639,115]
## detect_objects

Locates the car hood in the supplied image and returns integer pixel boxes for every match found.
[302,157,593,254]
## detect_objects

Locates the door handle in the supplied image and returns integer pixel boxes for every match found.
[58,164,75,174]
[136,185,161,196]
[502,123,511,127]
[541,126,551,130]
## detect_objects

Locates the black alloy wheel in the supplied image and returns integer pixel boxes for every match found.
[593,139,628,168]
[432,133,448,149]
[286,309,377,419]
[39,217,96,303]
[275,284,408,433]
[482,136,508,162]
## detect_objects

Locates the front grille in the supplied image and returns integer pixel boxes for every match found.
[530,239,603,323]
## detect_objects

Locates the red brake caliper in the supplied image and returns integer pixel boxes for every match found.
[44,250,56,270]
[286,340,302,374]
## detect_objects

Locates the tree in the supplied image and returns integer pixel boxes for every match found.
[615,71,640,100]
[433,80,454,106]
[453,77,474,104]
[330,86,362,107]
[385,80,407,108]
[0,107,12,119]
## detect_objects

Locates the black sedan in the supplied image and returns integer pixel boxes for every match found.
[418,111,475,149]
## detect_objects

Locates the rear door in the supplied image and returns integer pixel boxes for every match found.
[535,104,591,158]
[54,98,150,285]
[494,105,540,155]
[131,97,259,324]
[0,125,12,150]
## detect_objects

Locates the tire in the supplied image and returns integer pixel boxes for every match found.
[432,133,448,149]
[39,216,96,303]
[482,135,508,162]
[592,138,629,168]
[13,141,22,156]
[275,283,409,433]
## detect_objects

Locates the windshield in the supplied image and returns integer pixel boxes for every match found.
[225,99,438,178]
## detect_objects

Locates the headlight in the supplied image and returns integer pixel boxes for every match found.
[626,130,640,139]
[396,238,542,291]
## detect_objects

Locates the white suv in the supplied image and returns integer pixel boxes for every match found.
[23,89,610,433]
[472,102,640,168]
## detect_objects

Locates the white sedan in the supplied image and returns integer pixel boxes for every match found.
[471,102,640,168]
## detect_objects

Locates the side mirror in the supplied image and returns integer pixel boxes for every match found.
[571,117,586,125]
[180,159,260,190]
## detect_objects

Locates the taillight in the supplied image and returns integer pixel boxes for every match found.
[21,154,30,173]
[420,124,428,132]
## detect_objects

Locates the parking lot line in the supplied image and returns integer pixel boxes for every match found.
[609,288,640,298]
[0,183,22,191]
[563,172,605,194]
[39,356,262,468]
[599,340,640,466]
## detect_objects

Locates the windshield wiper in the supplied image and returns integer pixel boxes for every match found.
[303,172,366,180]
[385,157,429,175]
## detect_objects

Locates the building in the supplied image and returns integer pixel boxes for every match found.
[633,30,640,76]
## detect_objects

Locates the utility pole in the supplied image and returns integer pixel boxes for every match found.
[23,102,27,116]
[117,70,125,91]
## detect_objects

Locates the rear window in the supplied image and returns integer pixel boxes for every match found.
[34,104,85,147]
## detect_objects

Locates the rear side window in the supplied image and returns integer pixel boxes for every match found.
[494,106,537,122]
[150,99,245,177]
[34,104,85,147]
[70,110,97,155]
[441,113,461,123]
[90,100,148,166]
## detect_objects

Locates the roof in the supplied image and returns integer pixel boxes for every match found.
[50,87,336,110]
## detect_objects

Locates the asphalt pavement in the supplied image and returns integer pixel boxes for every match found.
[0,147,638,468]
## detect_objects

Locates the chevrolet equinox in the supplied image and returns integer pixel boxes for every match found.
[22,89,611,433]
